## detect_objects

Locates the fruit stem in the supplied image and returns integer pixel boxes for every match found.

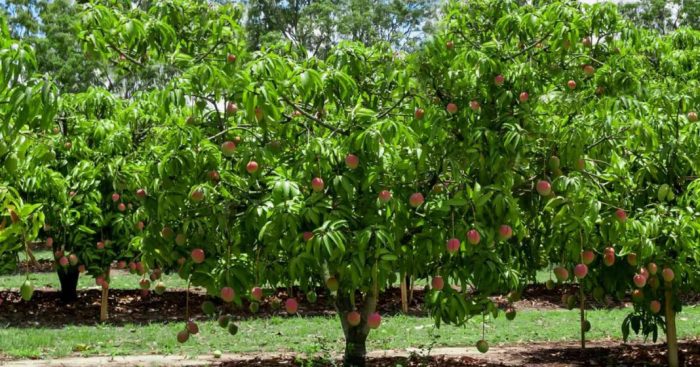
[482,312,485,340]
[665,284,678,367]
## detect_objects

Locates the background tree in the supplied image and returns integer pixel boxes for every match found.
[244,0,437,57]
[2,0,104,92]
[618,0,700,33]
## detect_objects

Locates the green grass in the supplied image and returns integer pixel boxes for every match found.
[1,306,698,360]
[0,271,190,290]
[19,249,54,261]
[0,269,552,292]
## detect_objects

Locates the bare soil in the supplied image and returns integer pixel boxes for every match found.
[1,341,699,366]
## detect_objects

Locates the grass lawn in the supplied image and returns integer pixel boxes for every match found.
[0,265,552,292]
[19,249,54,261]
[0,270,191,290]
[1,306,698,360]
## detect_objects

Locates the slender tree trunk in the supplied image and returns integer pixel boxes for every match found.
[665,285,678,367]
[335,289,377,367]
[579,285,586,349]
[407,275,413,304]
[57,266,79,304]
[100,287,109,321]
[400,273,408,314]
[100,269,110,321]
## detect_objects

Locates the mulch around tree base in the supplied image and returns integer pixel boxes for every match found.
[0,285,697,328]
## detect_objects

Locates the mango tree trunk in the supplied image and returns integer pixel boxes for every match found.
[665,284,678,367]
[400,273,408,314]
[579,285,585,349]
[336,291,378,367]
[57,266,79,304]
[100,286,109,321]
[100,269,110,321]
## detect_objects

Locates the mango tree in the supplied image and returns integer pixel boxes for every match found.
[0,13,57,285]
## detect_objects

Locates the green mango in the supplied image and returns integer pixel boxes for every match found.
[549,156,560,170]
[154,281,166,295]
[227,322,238,336]
[201,301,216,316]
[21,279,34,301]
[592,287,605,301]
[0,140,8,157]
[306,290,317,303]
[658,184,670,202]
[4,154,18,174]
[218,314,230,328]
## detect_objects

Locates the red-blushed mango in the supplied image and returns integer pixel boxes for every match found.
[378,190,392,203]
[302,231,314,242]
[554,267,569,282]
[251,287,263,301]
[409,192,424,207]
[414,108,425,120]
[246,161,259,174]
[285,298,298,314]
[345,154,359,169]
[519,92,529,103]
[615,208,627,223]
[446,238,460,253]
[494,74,505,86]
[431,276,444,291]
[226,102,238,114]
[220,287,235,303]
[367,312,381,329]
[191,248,205,264]
[347,311,361,327]
[467,229,481,245]
[177,330,189,343]
[311,177,325,192]
[650,300,661,314]
[662,268,674,282]
[581,250,595,265]
[446,103,458,114]
[186,321,199,335]
[221,141,236,156]
[536,180,551,196]
[498,225,513,240]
